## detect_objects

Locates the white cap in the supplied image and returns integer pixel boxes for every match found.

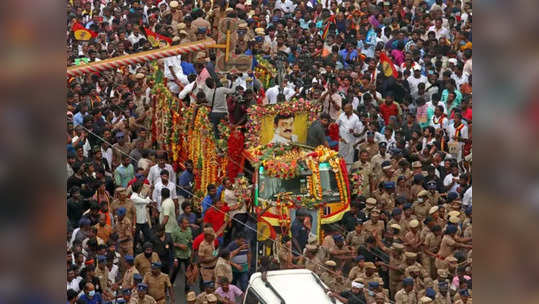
[351,281,364,289]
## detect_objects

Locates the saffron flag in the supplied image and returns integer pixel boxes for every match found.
[144,27,172,47]
[72,21,97,41]
[379,52,398,78]
[321,15,336,40]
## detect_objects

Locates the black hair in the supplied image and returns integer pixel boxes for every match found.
[273,113,294,126]
[161,187,170,199]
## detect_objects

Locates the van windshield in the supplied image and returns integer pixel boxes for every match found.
[258,163,341,202]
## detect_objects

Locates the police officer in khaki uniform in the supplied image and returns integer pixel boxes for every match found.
[351,149,374,197]
[95,255,113,301]
[432,269,449,294]
[404,219,421,252]
[319,260,339,290]
[114,207,134,256]
[346,221,367,250]
[454,289,472,304]
[143,262,173,304]
[130,283,157,304]
[199,227,218,285]
[303,244,323,274]
[358,131,379,159]
[365,281,389,303]
[379,182,396,211]
[134,242,161,277]
[122,255,139,290]
[414,190,432,220]
[434,281,452,304]
[403,252,428,279]
[348,255,366,281]
[377,161,399,187]
[363,209,385,238]
[387,208,406,239]
[371,142,390,180]
[196,282,224,304]
[422,224,442,278]
[394,277,418,304]
[111,188,137,231]
[356,262,384,286]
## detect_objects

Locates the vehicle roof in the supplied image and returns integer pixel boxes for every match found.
[248,269,343,304]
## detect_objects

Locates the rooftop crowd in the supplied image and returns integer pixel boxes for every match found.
[66,0,472,303]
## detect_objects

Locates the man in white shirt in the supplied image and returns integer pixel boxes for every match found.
[264,79,295,104]
[147,154,176,186]
[443,164,460,193]
[130,181,154,251]
[407,65,428,98]
[274,0,296,13]
[128,26,145,46]
[462,186,472,207]
[164,55,189,94]
[336,103,364,170]
[427,18,450,40]
[152,170,178,210]
[446,112,468,161]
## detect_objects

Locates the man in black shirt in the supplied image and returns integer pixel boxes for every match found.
[330,281,367,304]
[306,112,330,148]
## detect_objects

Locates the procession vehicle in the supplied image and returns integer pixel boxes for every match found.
[243,269,343,304]
[243,142,351,270]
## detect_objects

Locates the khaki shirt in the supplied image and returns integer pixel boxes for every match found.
[95,265,111,294]
[196,292,224,304]
[348,265,365,281]
[114,216,133,242]
[414,202,431,221]
[389,253,406,282]
[111,199,137,226]
[437,235,456,259]
[143,272,171,302]
[379,191,395,211]
[134,252,161,277]
[214,257,233,283]
[129,294,157,304]
[346,230,366,249]
[394,288,418,304]
[351,160,373,196]
[122,266,140,290]
[356,272,384,286]
[363,219,384,238]
[199,240,217,282]
[423,231,442,254]
[371,153,391,180]
[359,142,379,160]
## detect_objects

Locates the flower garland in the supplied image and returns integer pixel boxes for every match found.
[254,55,277,89]
[244,99,321,147]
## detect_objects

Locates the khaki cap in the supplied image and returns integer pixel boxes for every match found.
[325,260,337,267]
[418,190,429,197]
[305,244,318,251]
[449,216,460,224]
[135,73,145,79]
[390,224,401,230]
[186,291,196,301]
[170,0,179,8]
[446,256,458,263]
[179,30,188,35]
[392,243,405,250]
[172,36,181,42]
[364,262,376,269]
[176,23,187,30]
[409,219,419,228]
[225,7,234,12]
[404,252,417,259]
[370,208,380,215]
[412,161,422,168]
[448,211,460,217]
[207,294,218,302]
[238,22,248,29]
[408,265,419,272]
[255,27,265,35]
[437,268,448,278]
[420,296,433,303]
[366,198,377,205]
[429,206,439,214]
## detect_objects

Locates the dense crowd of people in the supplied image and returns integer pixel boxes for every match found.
[67,0,472,303]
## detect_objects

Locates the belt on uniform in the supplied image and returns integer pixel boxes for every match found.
[155,297,165,301]
[201,266,215,269]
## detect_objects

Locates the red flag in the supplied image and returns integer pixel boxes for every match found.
[321,15,336,40]
[379,52,398,78]
[71,21,97,40]
[144,27,172,47]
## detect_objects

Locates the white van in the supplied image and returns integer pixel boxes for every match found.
[242,269,344,304]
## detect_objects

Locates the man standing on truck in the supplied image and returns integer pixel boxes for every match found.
[307,112,330,148]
